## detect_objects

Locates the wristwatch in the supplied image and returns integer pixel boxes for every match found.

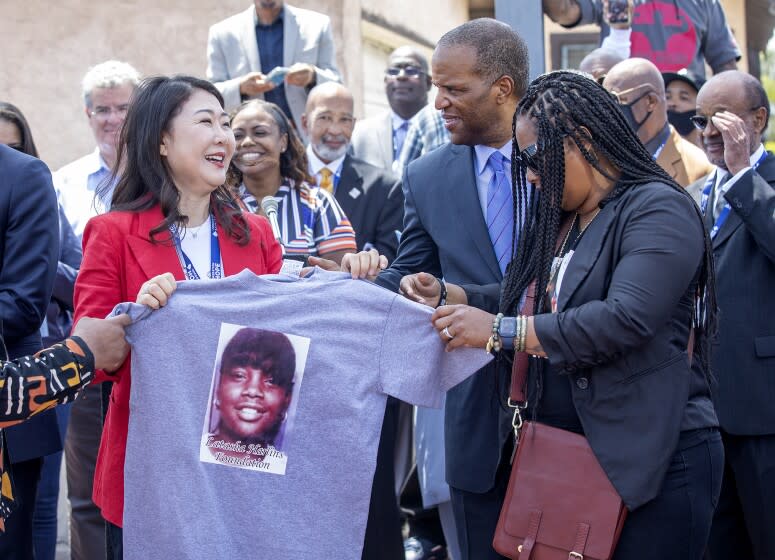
[498,316,517,350]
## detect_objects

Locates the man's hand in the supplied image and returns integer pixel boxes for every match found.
[285,63,316,88]
[399,272,441,307]
[603,0,632,29]
[542,0,582,25]
[431,305,494,351]
[341,249,388,280]
[72,315,132,371]
[239,72,276,96]
[712,111,753,175]
[136,272,177,310]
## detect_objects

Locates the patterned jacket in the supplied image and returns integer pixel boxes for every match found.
[0,337,94,530]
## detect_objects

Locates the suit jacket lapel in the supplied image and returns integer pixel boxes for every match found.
[240,7,261,73]
[335,157,364,220]
[379,112,394,167]
[656,131,686,185]
[449,145,502,280]
[713,153,775,249]
[557,203,617,311]
[282,5,298,68]
[126,209,184,282]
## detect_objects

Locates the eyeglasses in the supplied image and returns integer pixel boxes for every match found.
[88,105,129,121]
[385,66,424,78]
[516,143,541,174]
[689,108,761,131]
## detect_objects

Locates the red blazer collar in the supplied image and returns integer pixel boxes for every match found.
[125,205,263,280]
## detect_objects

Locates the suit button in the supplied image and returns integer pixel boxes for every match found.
[733,199,742,209]
[576,377,589,390]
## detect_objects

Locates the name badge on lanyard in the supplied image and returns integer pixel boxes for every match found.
[169,215,223,280]
[700,151,768,239]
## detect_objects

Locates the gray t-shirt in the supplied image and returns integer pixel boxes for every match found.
[574,0,740,80]
[115,269,491,560]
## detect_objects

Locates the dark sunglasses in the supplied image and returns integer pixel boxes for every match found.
[385,66,424,78]
[689,107,761,131]
[516,143,541,173]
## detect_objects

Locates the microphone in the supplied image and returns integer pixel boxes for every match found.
[260,196,285,255]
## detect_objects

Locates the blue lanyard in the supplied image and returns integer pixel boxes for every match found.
[700,151,767,239]
[169,215,222,280]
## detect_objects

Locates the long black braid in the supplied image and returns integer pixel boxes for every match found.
[500,71,718,401]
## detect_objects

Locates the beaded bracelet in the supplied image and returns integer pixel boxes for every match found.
[486,313,504,354]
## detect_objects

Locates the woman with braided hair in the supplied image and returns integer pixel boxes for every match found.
[400,70,722,558]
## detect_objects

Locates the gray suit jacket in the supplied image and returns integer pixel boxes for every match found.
[351,111,394,171]
[376,143,512,494]
[206,4,340,136]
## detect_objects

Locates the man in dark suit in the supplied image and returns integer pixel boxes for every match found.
[693,71,775,560]
[0,145,59,558]
[302,82,404,263]
[375,19,529,560]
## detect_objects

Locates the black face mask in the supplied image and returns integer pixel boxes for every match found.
[619,91,653,133]
[667,109,697,136]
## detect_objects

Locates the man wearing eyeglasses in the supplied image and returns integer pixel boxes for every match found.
[52,59,140,560]
[351,46,432,172]
[603,57,712,187]
[689,71,775,560]
[55,60,140,239]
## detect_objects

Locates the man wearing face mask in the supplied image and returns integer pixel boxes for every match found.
[604,57,712,187]
[664,70,702,148]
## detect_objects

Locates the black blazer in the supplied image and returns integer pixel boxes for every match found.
[376,143,513,494]
[335,155,404,262]
[703,153,775,435]
[472,181,711,509]
[0,145,60,463]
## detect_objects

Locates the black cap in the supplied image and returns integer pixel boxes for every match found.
[662,70,702,93]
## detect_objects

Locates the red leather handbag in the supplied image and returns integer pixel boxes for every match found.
[492,253,628,559]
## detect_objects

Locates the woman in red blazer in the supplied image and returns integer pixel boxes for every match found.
[72,75,282,557]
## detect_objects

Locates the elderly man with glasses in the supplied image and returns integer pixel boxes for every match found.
[52,59,140,560]
[351,46,432,172]
[688,70,775,560]
[603,57,712,187]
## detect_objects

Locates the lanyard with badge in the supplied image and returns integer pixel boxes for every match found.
[700,151,767,239]
[169,215,223,280]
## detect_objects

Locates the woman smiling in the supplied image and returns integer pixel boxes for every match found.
[73,75,282,559]
[229,100,356,264]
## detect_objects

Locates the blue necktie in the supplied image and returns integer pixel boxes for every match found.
[394,121,410,161]
[486,151,514,275]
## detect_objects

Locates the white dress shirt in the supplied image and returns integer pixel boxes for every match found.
[53,149,116,239]
[306,145,346,191]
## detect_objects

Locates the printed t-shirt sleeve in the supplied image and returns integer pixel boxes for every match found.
[702,0,741,71]
[313,188,358,256]
[0,338,95,429]
[378,294,492,409]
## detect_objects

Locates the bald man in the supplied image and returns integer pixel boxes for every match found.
[302,82,404,261]
[604,57,712,187]
[351,46,433,171]
[689,71,775,560]
[578,47,625,82]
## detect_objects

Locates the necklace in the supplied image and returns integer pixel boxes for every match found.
[186,218,211,239]
[556,208,602,258]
